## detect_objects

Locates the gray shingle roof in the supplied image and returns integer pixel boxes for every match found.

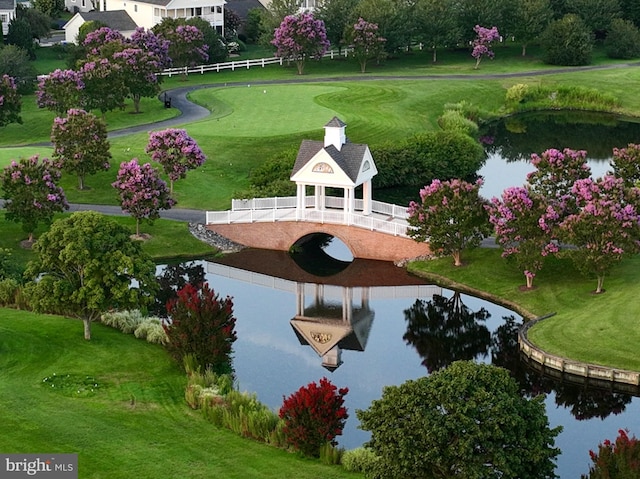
[325,116,346,128]
[0,0,15,10]
[76,10,137,31]
[291,139,369,183]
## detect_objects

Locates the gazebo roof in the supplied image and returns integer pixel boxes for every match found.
[291,140,369,184]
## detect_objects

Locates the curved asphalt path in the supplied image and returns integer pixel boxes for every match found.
[7,61,640,226]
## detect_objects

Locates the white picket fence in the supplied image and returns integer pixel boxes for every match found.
[158,48,353,77]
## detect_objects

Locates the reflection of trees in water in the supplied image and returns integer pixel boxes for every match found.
[403,291,491,373]
[482,112,640,161]
[404,295,635,420]
[151,261,205,317]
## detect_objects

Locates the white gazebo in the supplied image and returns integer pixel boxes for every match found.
[290,117,378,220]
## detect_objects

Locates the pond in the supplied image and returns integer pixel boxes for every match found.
[160,252,640,479]
[478,111,640,199]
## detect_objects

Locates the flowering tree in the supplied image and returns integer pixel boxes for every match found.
[0,155,69,243]
[112,159,175,237]
[486,186,557,289]
[145,129,206,193]
[36,69,83,116]
[527,147,591,208]
[78,58,127,116]
[83,26,126,57]
[163,24,209,69]
[471,25,499,69]
[164,282,237,374]
[557,175,640,294]
[130,27,171,69]
[611,143,640,187]
[51,108,111,190]
[272,13,330,75]
[583,429,640,478]
[0,74,22,127]
[347,18,386,73]
[279,377,348,457]
[112,48,162,113]
[407,179,490,266]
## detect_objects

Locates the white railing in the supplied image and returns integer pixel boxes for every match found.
[158,48,352,77]
[206,195,411,237]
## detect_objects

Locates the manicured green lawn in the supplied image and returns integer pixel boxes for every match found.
[0,309,361,479]
[407,249,640,372]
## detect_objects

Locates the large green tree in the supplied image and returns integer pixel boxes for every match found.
[565,0,621,35]
[24,211,157,340]
[357,361,562,479]
[540,13,594,65]
[414,0,460,62]
[506,0,554,56]
[315,0,360,53]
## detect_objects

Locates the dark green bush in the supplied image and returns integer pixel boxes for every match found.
[372,131,485,189]
[540,14,594,66]
[605,18,640,59]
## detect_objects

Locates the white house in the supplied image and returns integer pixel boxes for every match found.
[63,10,137,43]
[103,0,225,34]
[290,117,378,219]
[0,0,16,36]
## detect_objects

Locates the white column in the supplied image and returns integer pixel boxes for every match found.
[343,188,349,223]
[314,185,321,210]
[296,283,304,316]
[348,187,355,213]
[363,180,372,215]
[296,183,305,220]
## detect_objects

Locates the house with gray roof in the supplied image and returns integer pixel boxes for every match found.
[290,117,378,219]
[0,0,16,36]
[63,10,137,43]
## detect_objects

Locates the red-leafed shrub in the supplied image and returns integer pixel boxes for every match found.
[279,377,348,457]
[583,429,640,478]
[164,282,236,375]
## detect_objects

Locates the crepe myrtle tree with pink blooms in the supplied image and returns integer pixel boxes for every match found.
[112,47,162,114]
[556,174,640,294]
[112,159,175,237]
[51,108,111,190]
[407,179,491,267]
[347,18,386,73]
[145,129,206,193]
[130,27,171,70]
[272,12,330,75]
[611,143,640,187]
[486,186,558,289]
[471,25,499,69]
[36,69,83,116]
[0,155,69,243]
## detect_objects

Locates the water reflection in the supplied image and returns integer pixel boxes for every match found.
[159,253,640,478]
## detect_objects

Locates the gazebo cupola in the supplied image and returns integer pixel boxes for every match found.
[290,117,378,219]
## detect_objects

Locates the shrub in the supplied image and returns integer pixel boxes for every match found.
[505,83,529,104]
[605,18,640,59]
[582,429,640,478]
[164,282,237,375]
[134,318,169,345]
[0,248,23,282]
[341,447,379,474]
[437,109,479,136]
[442,100,483,123]
[279,377,349,457]
[0,278,19,306]
[100,309,146,334]
[540,14,594,66]
[319,443,344,465]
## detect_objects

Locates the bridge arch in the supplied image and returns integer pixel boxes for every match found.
[206,221,432,263]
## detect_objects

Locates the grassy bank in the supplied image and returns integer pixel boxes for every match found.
[407,250,640,372]
[0,309,361,479]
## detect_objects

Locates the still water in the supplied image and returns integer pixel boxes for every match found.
[164,252,640,479]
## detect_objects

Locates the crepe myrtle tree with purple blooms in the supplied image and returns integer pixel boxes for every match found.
[471,25,499,70]
[486,186,558,289]
[165,24,209,69]
[130,27,171,69]
[112,48,162,114]
[0,74,22,127]
[272,13,330,75]
[145,129,206,193]
[83,26,126,58]
[36,69,83,116]
[407,179,491,267]
[78,58,127,116]
[51,108,111,191]
[0,155,69,243]
[556,175,640,294]
[112,159,175,237]
[347,18,386,73]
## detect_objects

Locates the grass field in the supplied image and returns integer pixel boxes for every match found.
[0,309,361,479]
